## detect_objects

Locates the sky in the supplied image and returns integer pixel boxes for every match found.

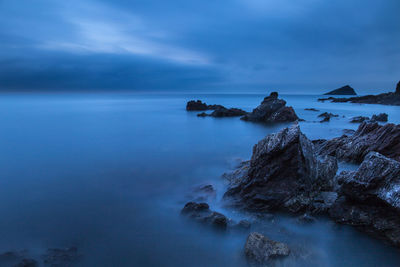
[0,0,399,93]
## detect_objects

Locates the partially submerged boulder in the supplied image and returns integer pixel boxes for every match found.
[314,122,400,163]
[350,116,369,123]
[330,152,400,246]
[244,232,290,265]
[181,202,227,229]
[186,100,209,111]
[324,85,357,95]
[223,123,338,213]
[241,92,299,123]
[197,107,247,118]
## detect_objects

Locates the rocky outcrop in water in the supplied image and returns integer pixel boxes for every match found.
[244,232,290,265]
[181,202,228,229]
[318,112,338,123]
[324,85,357,95]
[305,108,320,112]
[330,152,400,246]
[319,81,400,106]
[241,92,300,123]
[197,107,247,118]
[350,116,370,123]
[186,100,225,111]
[313,122,400,163]
[350,113,388,123]
[223,124,338,213]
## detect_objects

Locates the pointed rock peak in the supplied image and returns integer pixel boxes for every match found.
[396,81,400,94]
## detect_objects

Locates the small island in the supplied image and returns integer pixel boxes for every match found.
[324,85,357,95]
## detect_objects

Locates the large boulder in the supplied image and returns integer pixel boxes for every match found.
[223,123,338,213]
[241,92,299,123]
[244,232,290,265]
[314,122,400,163]
[330,152,400,246]
[186,100,209,111]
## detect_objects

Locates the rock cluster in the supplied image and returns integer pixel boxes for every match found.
[241,92,299,123]
[350,113,388,123]
[318,112,338,123]
[223,123,338,213]
[313,122,400,163]
[197,107,247,118]
[181,202,228,229]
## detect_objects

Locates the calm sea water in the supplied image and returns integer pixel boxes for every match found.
[0,92,399,266]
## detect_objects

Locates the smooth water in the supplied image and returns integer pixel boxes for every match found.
[0,93,399,266]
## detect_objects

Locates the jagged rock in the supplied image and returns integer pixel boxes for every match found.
[223,124,338,213]
[244,232,290,265]
[181,202,227,229]
[241,92,299,123]
[186,100,209,111]
[42,247,81,266]
[371,113,388,122]
[350,116,369,123]
[318,112,338,123]
[396,81,400,94]
[314,122,400,163]
[329,152,400,246]
[324,85,357,95]
[304,108,319,112]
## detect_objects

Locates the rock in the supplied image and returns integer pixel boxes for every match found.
[244,232,290,265]
[42,247,81,266]
[197,112,208,117]
[324,85,357,95]
[342,129,355,135]
[371,113,388,122]
[241,92,299,123]
[186,100,209,111]
[350,116,369,123]
[311,191,338,213]
[190,184,217,202]
[222,161,250,187]
[0,251,30,266]
[318,81,400,106]
[329,152,400,246]
[223,123,338,213]
[396,81,400,95]
[314,122,400,163]
[320,116,330,123]
[14,259,37,267]
[208,107,247,117]
[305,108,320,112]
[181,202,227,229]
[318,112,338,123]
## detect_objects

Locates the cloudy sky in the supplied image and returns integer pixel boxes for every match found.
[0,0,399,93]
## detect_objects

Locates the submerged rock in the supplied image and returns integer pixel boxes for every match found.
[181,202,227,229]
[223,123,338,213]
[305,108,320,112]
[314,122,400,163]
[324,85,357,95]
[241,92,299,123]
[244,232,290,265]
[330,152,400,246]
[350,116,369,123]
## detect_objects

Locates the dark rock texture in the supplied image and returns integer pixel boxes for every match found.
[371,113,388,122]
[181,202,228,229]
[319,81,400,106]
[324,85,357,95]
[186,100,209,111]
[318,112,338,123]
[244,232,290,264]
[197,107,247,117]
[314,122,400,163]
[42,247,81,266]
[241,92,299,123]
[305,108,320,112]
[223,124,338,213]
[330,152,400,246]
[350,116,369,123]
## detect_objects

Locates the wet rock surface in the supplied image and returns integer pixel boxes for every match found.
[318,112,338,123]
[350,116,370,123]
[244,232,290,265]
[304,108,319,112]
[197,107,247,117]
[186,100,209,111]
[241,92,299,123]
[223,123,338,213]
[314,122,400,163]
[371,113,388,122]
[330,152,400,246]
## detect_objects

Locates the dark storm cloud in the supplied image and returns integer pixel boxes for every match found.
[0,0,399,93]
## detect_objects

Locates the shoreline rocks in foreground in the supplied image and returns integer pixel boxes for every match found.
[222,121,400,247]
[241,92,300,123]
[319,80,400,106]
[324,85,357,95]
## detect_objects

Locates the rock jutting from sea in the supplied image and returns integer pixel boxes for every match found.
[318,80,400,106]
[222,121,400,247]
[323,85,357,95]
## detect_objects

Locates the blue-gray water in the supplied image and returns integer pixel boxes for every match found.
[0,93,399,266]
